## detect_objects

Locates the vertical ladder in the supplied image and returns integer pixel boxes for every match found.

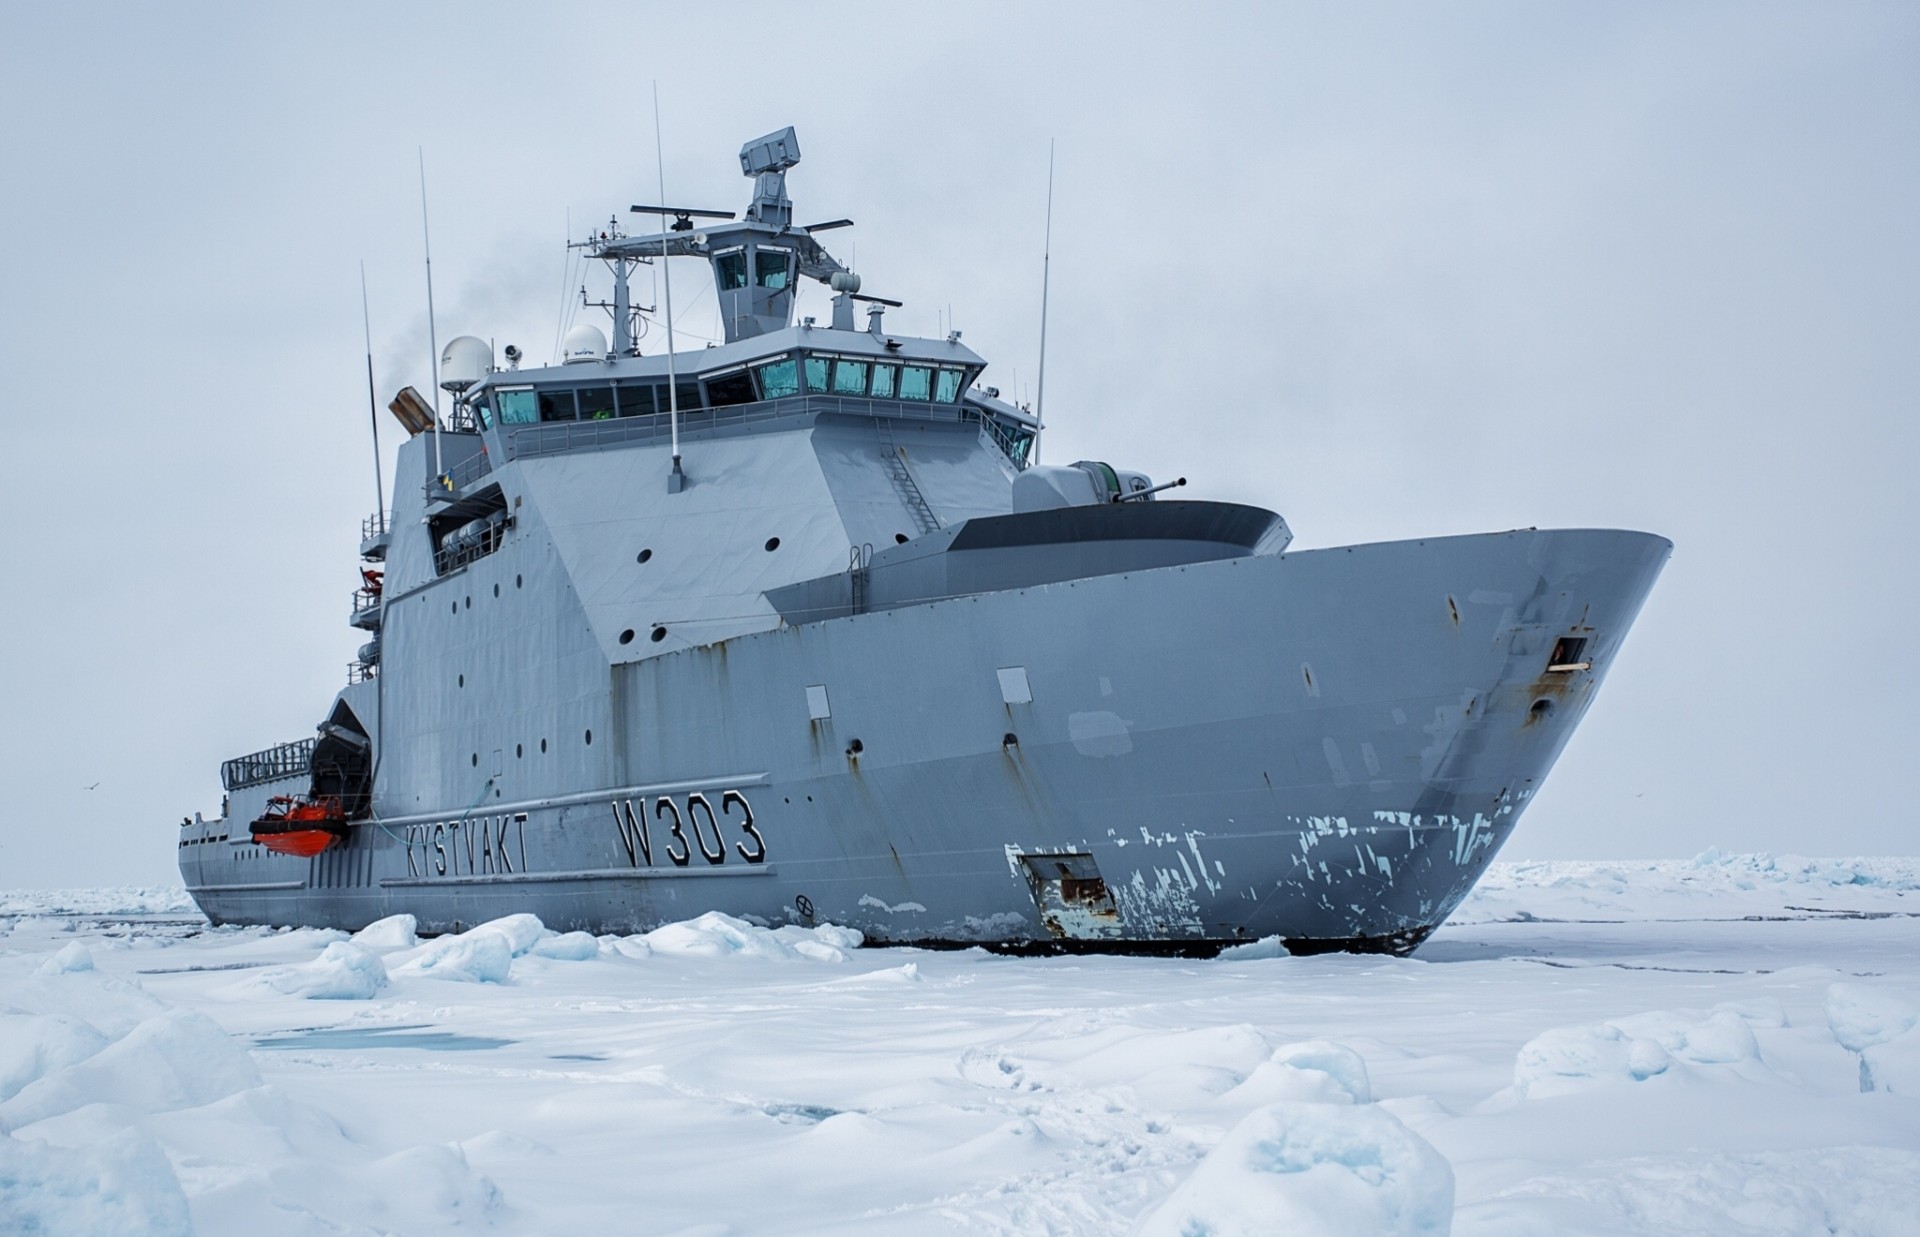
[876,419,941,536]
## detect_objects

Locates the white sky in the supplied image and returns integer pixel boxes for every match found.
[2,2,1914,885]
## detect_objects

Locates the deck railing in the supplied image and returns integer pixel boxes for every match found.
[220,738,315,792]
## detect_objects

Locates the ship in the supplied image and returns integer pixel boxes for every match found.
[177,126,1670,955]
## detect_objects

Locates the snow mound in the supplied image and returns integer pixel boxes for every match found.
[472,912,548,956]
[260,941,388,1000]
[1135,1100,1453,1237]
[1824,983,1916,1052]
[1,1009,261,1128]
[1219,935,1290,960]
[0,1127,192,1237]
[1511,1024,1673,1100]
[640,912,862,961]
[350,913,419,951]
[529,931,601,961]
[392,929,514,984]
[0,1016,108,1104]
[1826,984,1920,1094]
[360,1142,504,1228]
[1507,1005,1774,1101]
[35,943,94,975]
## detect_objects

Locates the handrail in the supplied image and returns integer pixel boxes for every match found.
[502,394,977,462]
[221,738,315,791]
[361,510,390,541]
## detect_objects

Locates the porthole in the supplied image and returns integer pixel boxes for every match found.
[471,753,478,767]
[516,574,523,588]
[458,674,464,688]
[895,533,909,544]
[540,738,548,754]
[651,626,667,643]
[764,537,781,552]
[516,743,523,758]
[451,601,457,614]
[465,596,472,609]
[493,583,500,598]
[619,629,635,645]
[585,729,593,745]
[637,549,653,564]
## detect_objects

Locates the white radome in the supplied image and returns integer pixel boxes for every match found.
[438,336,492,392]
[562,324,608,365]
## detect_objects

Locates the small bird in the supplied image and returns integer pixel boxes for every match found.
[83,782,100,791]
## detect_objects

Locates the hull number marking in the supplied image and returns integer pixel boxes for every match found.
[614,790,766,869]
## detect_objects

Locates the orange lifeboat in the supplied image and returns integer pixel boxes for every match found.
[249,795,349,857]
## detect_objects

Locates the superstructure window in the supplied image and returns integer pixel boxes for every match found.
[706,369,755,407]
[934,368,964,403]
[496,389,537,425]
[899,365,932,401]
[832,359,870,396]
[715,250,748,291]
[870,364,897,398]
[473,394,494,430]
[804,355,829,393]
[754,357,799,399]
[755,248,793,290]
[539,389,577,421]
[577,386,615,421]
[618,385,653,417]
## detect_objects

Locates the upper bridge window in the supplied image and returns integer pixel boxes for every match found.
[496,389,537,425]
[754,357,799,399]
[870,364,897,398]
[577,386,616,421]
[755,248,793,291]
[934,368,964,403]
[899,365,933,401]
[832,359,870,396]
[715,249,748,291]
[804,355,829,393]
[706,368,755,407]
[539,390,577,421]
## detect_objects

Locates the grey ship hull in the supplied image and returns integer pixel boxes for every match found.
[183,525,1667,953]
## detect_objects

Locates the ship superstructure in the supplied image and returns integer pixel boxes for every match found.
[178,128,1669,953]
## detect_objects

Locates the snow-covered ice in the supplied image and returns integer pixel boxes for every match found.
[1,851,1917,1234]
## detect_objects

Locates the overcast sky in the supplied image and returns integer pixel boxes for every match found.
[2,2,1914,886]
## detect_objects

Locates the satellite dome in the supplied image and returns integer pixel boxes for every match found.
[439,336,492,392]
[562,324,609,364]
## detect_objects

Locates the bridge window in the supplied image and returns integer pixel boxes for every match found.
[935,367,964,403]
[754,357,799,399]
[706,368,755,407]
[577,386,616,421]
[617,385,651,416]
[539,389,577,421]
[832,359,870,396]
[899,365,932,401]
[870,364,897,398]
[755,248,792,290]
[715,249,748,291]
[496,389,537,425]
[804,355,829,393]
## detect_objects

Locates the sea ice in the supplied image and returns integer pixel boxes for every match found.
[1134,1100,1453,1237]
[349,913,419,951]
[259,940,388,1000]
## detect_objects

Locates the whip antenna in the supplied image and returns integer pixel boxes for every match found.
[359,262,386,534]
[653,83,686,493]
[418,148,443,483]
[1033,140,1055,465]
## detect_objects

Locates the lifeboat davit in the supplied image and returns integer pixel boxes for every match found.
[249,795,348,857]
